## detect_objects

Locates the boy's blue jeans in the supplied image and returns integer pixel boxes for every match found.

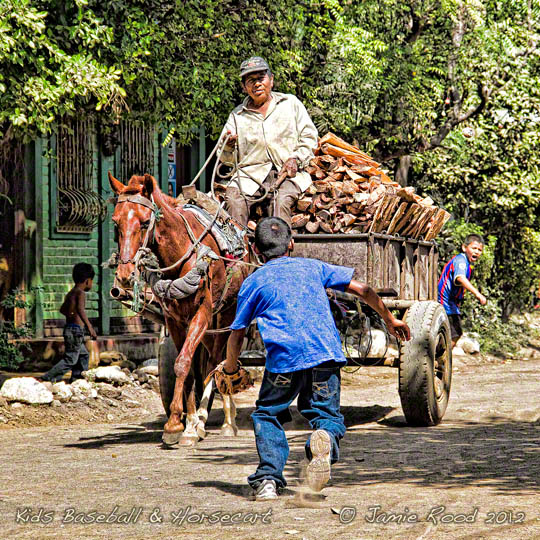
[248,360,346,489]
[42,324,89,383]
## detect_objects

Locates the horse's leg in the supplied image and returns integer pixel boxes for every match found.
[201,307,241,438]
[221,394,238,437]
[163,296,211,445]
[180,371,200,446]
[196,377,214,439]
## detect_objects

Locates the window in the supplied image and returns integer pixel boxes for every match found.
[54,118,106,234]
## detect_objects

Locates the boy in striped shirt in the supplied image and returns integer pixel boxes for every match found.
[438,234,487,347]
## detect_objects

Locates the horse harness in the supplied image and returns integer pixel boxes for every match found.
[113,192,243,315]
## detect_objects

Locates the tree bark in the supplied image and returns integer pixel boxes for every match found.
[395,155,411,187]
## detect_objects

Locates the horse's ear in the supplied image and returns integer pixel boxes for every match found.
[142,173,158,199]
[108,171,125,195]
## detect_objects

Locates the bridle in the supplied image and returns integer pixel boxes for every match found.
[114,193,161,265]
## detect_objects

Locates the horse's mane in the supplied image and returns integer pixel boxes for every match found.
[124,174,180,209]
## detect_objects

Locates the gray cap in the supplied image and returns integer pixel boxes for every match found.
[239,56,270,78]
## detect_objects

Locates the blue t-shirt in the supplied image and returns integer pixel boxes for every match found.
[438,253,472,315]
[230,257,354,373]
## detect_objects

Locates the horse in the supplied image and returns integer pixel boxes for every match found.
[108,172,250,446]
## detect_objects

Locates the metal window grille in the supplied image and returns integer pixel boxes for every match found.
[119,121,155,181]
[56,118,107,233]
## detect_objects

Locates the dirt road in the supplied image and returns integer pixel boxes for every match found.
[1,352,539,540]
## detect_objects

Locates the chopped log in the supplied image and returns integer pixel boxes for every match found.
[400,205,426,237]
[296,198,311,212]
[376,195,401,233]
[291,214,309,229]
[415,207,439,238]
[320,193,333,203]
[314,180,330,192]
[319,133,379,164]
[353,192,370,203]
[386,202,409,235]
[341,180,360,195]
[424,209,451,241]
[342,214,357,227]
[396,186,416,203]
[345,168,362,181]
[305,220,320,233]
[346,202,364,215]
[393,204,422,236]
[321,143,378,167]
[320,221,333,233]
[420,195,434,207]
[410,207,437,239]
[368,185,386,204]
[327,172,344,181]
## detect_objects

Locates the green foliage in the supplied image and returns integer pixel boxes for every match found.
[0,0,126,140]
[1,0,539,321]
[0,289,34,370]
[416,46,540,318]
[462,297,532,357]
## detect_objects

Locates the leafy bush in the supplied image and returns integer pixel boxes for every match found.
[462,294,536,357]
[0,289,34,370]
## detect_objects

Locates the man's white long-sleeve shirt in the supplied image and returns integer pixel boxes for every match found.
[219,92,318,196]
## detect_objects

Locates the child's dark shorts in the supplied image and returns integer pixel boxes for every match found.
[447,314,463,341]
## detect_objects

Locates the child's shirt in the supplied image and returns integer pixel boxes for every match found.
[438,253,472,315]
[230,257,354,373]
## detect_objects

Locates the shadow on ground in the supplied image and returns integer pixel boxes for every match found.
[62,402,539,496]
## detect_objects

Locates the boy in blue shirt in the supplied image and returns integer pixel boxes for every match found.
[224,217,410,500]
[438,234,487,347]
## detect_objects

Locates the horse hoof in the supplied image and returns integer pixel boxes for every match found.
[196,423,207,439]
[162,431,183,446]
[220,424,238,437]
[179,435,198,447]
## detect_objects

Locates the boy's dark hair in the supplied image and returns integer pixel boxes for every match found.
[463,234,484,246]
[255,217,291,259]
[72,262,95,284]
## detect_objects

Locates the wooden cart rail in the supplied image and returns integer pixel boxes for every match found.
[292,232,439,303]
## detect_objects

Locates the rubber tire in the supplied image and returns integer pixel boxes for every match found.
[398,301,452,426]
[158,334,214,417]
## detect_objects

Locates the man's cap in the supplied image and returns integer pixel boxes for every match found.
[239,56,271,78]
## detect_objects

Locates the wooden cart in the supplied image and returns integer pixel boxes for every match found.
[290,231,452,426]
[156,230,452,427]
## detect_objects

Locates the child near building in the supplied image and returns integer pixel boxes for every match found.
[41,263,97,383]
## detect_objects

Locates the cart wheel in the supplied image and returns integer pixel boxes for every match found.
[398,301,452,426]
[158,331,214,417]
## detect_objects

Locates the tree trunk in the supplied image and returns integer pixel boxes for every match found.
[395,155,411,187]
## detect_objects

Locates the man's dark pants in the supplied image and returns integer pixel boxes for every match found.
[225,176,301,227]
[248,360,346,489]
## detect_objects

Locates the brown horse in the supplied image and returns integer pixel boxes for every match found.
[109,172,250,445]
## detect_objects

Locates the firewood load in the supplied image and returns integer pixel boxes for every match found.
[291,133,450,241]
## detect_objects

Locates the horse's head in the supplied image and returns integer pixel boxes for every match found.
[109,171,163,288]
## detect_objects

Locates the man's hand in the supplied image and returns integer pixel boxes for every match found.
[225,328,246,373]
[279,157,298,179]
[385,317,411,341]
[89,329,98,340]
[345,280,411,342]
[476,292,487,306]
[223,131,238,148]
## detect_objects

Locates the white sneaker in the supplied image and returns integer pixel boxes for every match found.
[306,429,332,491]
[253,479,278,501]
